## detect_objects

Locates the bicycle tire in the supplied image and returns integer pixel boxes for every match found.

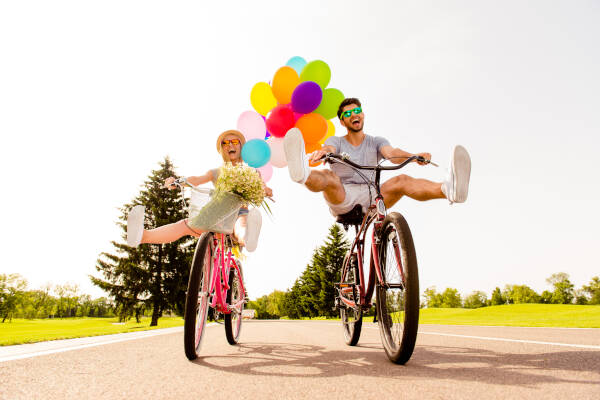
[224,261,244,345]
[184,233,214,360]
[339,252,363,346]
[376,212,419,364]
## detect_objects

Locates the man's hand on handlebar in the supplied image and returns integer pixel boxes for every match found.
[415,153,432,166]
[309,149,329,164]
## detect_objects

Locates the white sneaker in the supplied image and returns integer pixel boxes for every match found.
[443,145,471,204]
[243,208,262,252]
[127,205,145,248]
[283,128,311,184]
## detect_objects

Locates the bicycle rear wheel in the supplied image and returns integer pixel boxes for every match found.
[376,212,419,364]
[339,252,363,346]
[224,261,245,345]
[184,233,214,360]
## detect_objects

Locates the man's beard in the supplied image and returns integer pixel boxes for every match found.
[348,121,363,133]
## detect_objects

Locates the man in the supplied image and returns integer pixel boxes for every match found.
[283,97,471,216]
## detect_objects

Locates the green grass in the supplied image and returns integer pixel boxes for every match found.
[284,304,600,328]
[416,304,600,328]
[0,317,184,346]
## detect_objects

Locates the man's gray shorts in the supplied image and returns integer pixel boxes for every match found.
[325,183,376,216]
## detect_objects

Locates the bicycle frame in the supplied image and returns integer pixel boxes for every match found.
[208,233,246,315]
[334,154,419,311]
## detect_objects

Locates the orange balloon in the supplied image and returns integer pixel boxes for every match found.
[272,66,300,105]
[295,113,327,144]
[319,119,335,145]
[305,141,322,153]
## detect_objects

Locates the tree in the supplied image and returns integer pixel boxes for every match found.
[423,287,442,308]
[440,288,462,308]
[91,157,194,325]
[0,274,28,322]
[490,287,505,306]
[279,224,349,319]
[546,272,575,304]
[54,283,80,318]
[574,289,589,305]
[463,291,487,309]
[502,284,540,304]
[540,290,553,304]
[312,224,350,317]
[582,276,600,305]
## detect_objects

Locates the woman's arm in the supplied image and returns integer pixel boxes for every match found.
[186,170,214,186]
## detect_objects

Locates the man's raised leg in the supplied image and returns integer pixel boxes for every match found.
[382,145,471,208]
[284,128,346,205]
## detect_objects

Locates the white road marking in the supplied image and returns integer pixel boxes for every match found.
[0,324,215,363]
[362,326,600,349]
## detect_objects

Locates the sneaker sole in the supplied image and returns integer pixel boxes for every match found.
[452,145,471,203]
[244,209,262,252]
[127,205,145,247]
[283,128,307,183]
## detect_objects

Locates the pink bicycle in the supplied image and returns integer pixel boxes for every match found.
[171,179,247,361]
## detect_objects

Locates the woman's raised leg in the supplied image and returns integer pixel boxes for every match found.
[141,220,203,244]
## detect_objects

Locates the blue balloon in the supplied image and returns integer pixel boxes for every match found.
[241,139,271,168]
[286,56,307,75]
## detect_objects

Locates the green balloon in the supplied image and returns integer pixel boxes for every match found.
[300,60,331,89]
[315,88,345,120]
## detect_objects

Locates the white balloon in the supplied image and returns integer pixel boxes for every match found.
[267,137,287,168]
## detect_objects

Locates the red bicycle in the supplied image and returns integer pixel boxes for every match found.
[326,153,436,364]
[171,179,247,360]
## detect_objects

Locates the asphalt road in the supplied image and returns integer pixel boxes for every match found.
[1,321,599,399]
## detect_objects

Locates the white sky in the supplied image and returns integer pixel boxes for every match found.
[1,1,598,300]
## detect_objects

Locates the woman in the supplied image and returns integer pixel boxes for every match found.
[126,129,272,252]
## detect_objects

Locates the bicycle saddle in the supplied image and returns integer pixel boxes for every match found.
[336,204,365,228]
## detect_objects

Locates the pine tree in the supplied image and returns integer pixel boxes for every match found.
[91,157,194,325]
[282,224,349,318]
[314,224,350,317]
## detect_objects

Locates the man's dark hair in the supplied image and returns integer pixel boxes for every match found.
[337,97,362,119]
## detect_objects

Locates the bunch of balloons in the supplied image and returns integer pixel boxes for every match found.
[237,56,345,181]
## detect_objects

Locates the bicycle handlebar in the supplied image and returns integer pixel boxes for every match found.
[322,153,438,170]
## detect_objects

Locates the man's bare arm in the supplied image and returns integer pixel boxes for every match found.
[380,145,431,166]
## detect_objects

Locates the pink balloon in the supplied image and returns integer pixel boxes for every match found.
[237,111,267,140]
[258,163,273,182]
[267,137,287,168]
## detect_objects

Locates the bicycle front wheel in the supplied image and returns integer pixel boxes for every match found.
[376,212,419,364]
[339,252,363,346]
[224,261,245,345]
[184,233,214,361]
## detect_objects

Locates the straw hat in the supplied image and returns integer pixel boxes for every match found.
[216,129,246,152]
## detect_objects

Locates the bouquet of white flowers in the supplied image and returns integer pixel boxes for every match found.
[214,162,266,207]
[188,163,269,233]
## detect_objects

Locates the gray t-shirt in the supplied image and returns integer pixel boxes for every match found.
[324,134,391,185]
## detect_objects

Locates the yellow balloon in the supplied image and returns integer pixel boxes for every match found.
[272,66,300,105]
[250,82,277,116]
[319,119,335,144]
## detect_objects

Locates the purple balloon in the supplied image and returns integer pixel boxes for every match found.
[291,81,323,114]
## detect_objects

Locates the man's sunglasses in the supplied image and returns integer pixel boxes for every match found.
[341,107,362,119]
[221,139,241,146]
